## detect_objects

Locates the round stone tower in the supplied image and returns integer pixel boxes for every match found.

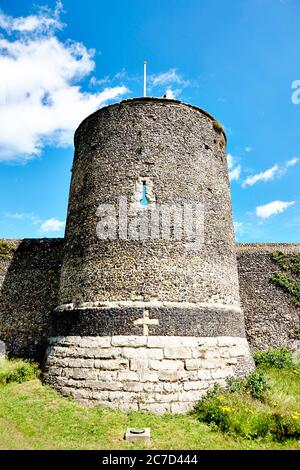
[45,98,253,413]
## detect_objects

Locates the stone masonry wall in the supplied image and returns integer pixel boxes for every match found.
[237,243,300,352]
[0,238,63,361]
[44,335,252,414]
[59,99,240,316]
[0,239,299,360]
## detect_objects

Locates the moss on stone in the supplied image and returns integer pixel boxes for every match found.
[212,119,224,134]
[271,251,300,307]
[0,241,16,260]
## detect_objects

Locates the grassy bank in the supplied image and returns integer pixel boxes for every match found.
[0,351,299,450]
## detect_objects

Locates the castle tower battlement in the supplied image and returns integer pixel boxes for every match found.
[45,98,253,413]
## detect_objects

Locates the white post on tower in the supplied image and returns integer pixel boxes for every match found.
[143,60,147,97]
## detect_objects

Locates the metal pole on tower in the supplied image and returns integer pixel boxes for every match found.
[144,61,147,97]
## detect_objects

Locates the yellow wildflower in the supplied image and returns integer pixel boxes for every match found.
[220,406,232,413]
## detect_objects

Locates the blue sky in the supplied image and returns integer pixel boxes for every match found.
[0,0,299,241]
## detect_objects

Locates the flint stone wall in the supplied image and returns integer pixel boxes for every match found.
[0,238,63,361]
[0,242,299,361]
[59,98,240,312]
[237,243,300,353]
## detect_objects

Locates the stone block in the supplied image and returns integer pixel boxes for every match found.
[163,383,183,393]
[68,359,94,368]
[180,337,198,348]
[226,358,238,365]
[70,368,97,380]
[164,360,182,370]
[197,338,218,347]
[121,347,147,359]
[217,336,236,347]
[211,369,226,379]
[111,336,147,347]
[130,358,149,371]
[148,359,160,370]
[66,368,97,380]
[47,367,61,376]
[185,359,202,370]
[181,370,198,381]
[123,382,143,392]
[139,403,171,415]
[171,402,194,414]
[97,371,118,381]
[92,391,110,400]
[49,346,69,357]
[57,336,80,346]
[139,371,159,382]
[143,382,164,392]
[52,357,69,367]
[108,391,140,403]
[80,337,111,348]
[77,347,121,359]
[117,371,139,381]
[197,370,212,380]
[178,390,204,402]
[201,349,220,359]
[94,359,128,370]
[158,370,178,382]
[125,427,150,442]
[201,359,221,369]
[147,336,180,348]
[229,346,247,357]
[95,381,124,391]
[163,348,192,359]
[183,381,208,391]
[219,348,230,358]
[147,348,164,360]
[71,388,95,400]
[155,392,177,403]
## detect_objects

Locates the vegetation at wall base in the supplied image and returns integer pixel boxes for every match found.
[0,358,39,385]
[0,349,299,449]
[194,348,300,442]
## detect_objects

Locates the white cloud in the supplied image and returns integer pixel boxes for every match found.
[242,164,279,187]
[227,153,234,169]
[151,69,185,86]
[0,1,64,33]
[0,2,128,162]
[148,69,188,99]
[5,212,41,223]
[243,158,299,187]
[234,221,243,235]
[227,154,241,181]
[6,212,29,220]
[286,157,299,167]
[39,218,65,233]
[165,89,176,99]
[229,165,241,181]
[256,201,295,219]
[245,147,252,153]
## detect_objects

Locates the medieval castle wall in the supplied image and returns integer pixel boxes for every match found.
[1,239,299,362]
[0,99,299,413]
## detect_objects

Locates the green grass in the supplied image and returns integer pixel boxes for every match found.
[0,358,39,385]
[0,350,299,450]
[194,350,300,443]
